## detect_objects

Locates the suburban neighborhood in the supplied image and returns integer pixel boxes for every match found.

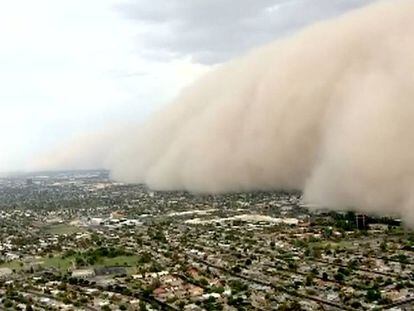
[0,171,412,310]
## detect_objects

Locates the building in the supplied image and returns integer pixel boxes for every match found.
[356,214,368,230]
[94,266,126,276]
[71,269,95,279]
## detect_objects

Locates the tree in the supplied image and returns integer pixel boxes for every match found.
[324,228,333,238]
[3,300,13,308]
[312,248,321,259]
[199,278,209,286]
[366,289,381,302]
[334,272,345,283]
[277,301,303,311]
[305,274,314,286]
[232,265,241,274]
[350,301,362,309]
[288,261,297,271]
[229,280,248,293]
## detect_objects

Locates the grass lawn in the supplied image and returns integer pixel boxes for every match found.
[309,240,353,250]
[126,266,139,275]
[0,256,75,272]
[0,254,139,273]
[0,260,23,271]
[98,255,139,267]
[42,254,139,270]
[42,255,76,270]
[43,224,83,235]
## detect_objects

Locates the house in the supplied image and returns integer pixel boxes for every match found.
[72,269,95,279]
[0,268,12,279]
[94,266,126,276]
[187,285,204,297]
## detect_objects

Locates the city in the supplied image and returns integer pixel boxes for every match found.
[0,171,412,310]
[2,0,414,310]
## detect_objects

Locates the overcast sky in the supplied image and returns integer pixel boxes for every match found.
[0,0,375,172]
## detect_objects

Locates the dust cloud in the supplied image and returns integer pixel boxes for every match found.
[39,0,414,225]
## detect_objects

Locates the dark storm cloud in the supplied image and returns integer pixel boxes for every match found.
[118,0,376,63]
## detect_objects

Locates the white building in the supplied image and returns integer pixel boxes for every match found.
[72,269,95,279]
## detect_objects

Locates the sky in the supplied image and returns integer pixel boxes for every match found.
[0,0,375,172]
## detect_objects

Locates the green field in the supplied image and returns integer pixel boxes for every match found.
[0,260,23,271]
[43,224,83,235]
[97,255,139,267]
[309,240,354,250]
[43,256,76,270]
[0,255,139,273]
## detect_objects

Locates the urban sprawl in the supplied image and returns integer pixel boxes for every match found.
[0,171,413,310]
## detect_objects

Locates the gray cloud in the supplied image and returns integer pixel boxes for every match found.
[119,0,376,63]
